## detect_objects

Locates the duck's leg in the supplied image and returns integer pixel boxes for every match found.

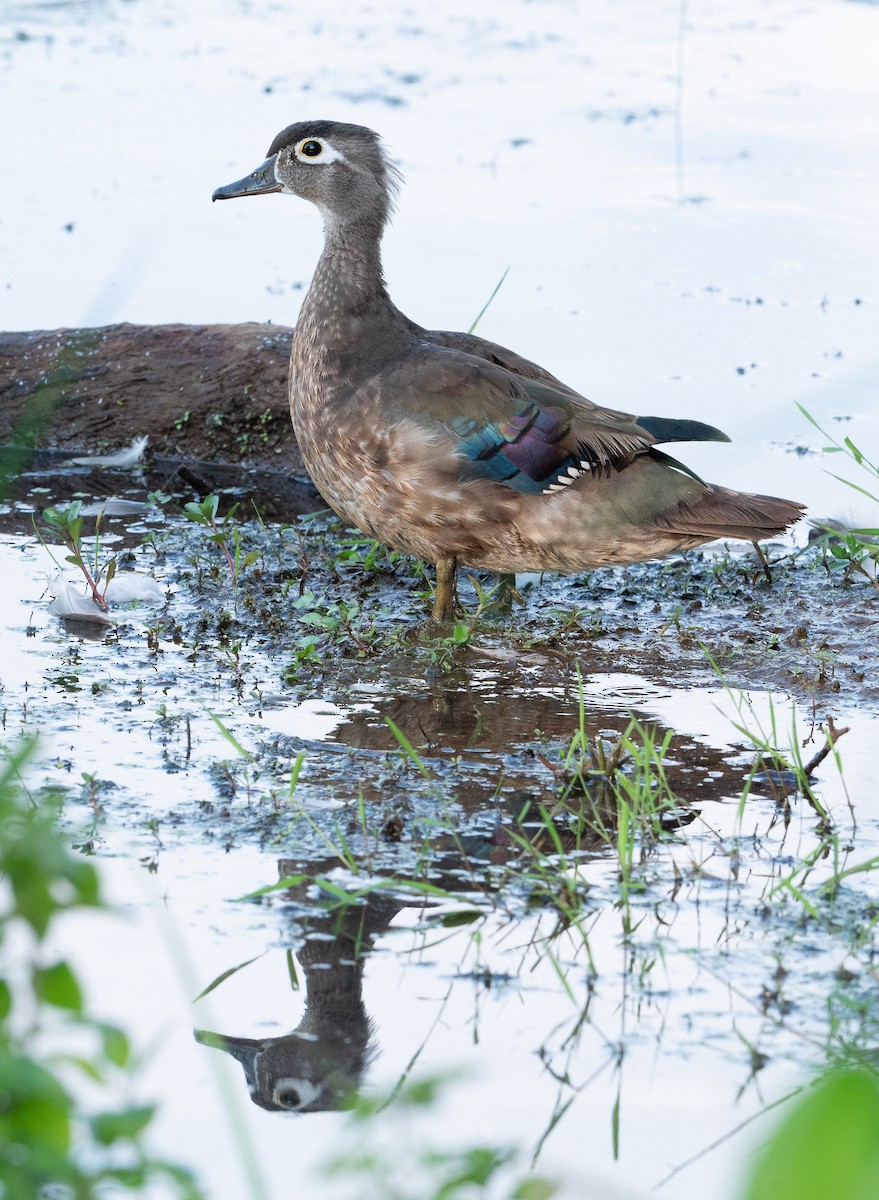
[493,572,516,614]
[432,556,457,622]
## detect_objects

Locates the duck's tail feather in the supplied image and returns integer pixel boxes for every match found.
[636,416,731,444]
[654,485,805,541]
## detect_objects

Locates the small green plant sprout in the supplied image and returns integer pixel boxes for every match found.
[81,770,100,811]
[206,709,256,804]
[290,590,378,656]
[333,534,398,573]
[798,404,879,592]
[183,494,259,594]
[818,527,879,593]
[41,501,116,612]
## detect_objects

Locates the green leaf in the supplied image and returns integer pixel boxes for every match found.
[438,910,482,927]
[58,1053,104,1082]
[183,503,208,525]
[433,1146,509,1196]
[234,873,307,901]
[100,1025,130,1068]
[744,1069,879,1200]
[206,710,254,761]
[34,961,83,1012]
[299,611,338,628]
[513,1179,558,1200]
[826,472,879,504]
[192,952,266,1002]
[401,1076,447,1107]
[183,495,220,526]
[43,501,83,531]
[90,1104,156,1145]
[0,1051,72,1150]
[11,872,56,939]
[0,978,11,1019]
[468,265,510,334]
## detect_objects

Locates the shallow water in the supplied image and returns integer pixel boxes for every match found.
[3,486,879,1200]
[3,0,879,1197]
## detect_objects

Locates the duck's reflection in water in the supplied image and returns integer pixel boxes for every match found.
[193,732,708,1116]
[195,864,405,1114]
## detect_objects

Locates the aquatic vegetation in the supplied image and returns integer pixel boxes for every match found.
[40,500,116,612]
[183,493,260,598]
[3,0,877,1192]
[0,739,201,1199]
[5,430,879,1199]
[36,501,164,624]
[800,405,879,593]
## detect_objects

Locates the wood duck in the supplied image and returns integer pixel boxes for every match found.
[213,121,803,620]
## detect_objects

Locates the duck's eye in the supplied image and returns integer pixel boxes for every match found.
[298,140,324,158]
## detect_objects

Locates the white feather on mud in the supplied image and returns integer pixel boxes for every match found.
[77,499,150,517]
[103,572,165,603]
[46,570,164,624]
[48,580,112,625]
[69,437,149,469]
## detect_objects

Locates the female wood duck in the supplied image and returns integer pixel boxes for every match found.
[213,121,803,620]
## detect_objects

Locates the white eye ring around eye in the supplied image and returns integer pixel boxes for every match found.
[294,139,345,165]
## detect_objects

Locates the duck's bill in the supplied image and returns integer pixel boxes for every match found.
[212,156,281,201]
[194,1028,260,1064]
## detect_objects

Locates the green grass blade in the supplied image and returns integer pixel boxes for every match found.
[467,267,511,334]
[386,717,432,779]
[192,953,266,1002]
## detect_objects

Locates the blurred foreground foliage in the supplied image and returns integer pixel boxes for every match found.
[0,737,202,1199]
[744,1068,879,1200]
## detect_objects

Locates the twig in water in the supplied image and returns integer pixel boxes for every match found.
[802,716,850,777]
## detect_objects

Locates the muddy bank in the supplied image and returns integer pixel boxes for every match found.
[0,321,301,468]
[0,322,330,522]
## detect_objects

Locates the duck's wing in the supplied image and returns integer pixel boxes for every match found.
[369,342,728,496]
[426,328,579,391]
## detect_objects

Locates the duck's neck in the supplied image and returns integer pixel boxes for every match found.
[296,214,399,351]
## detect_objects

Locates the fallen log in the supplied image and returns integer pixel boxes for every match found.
[0,322,326,523]
[0,322,301,467]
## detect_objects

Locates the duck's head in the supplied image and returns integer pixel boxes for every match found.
[212,120,400,228]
